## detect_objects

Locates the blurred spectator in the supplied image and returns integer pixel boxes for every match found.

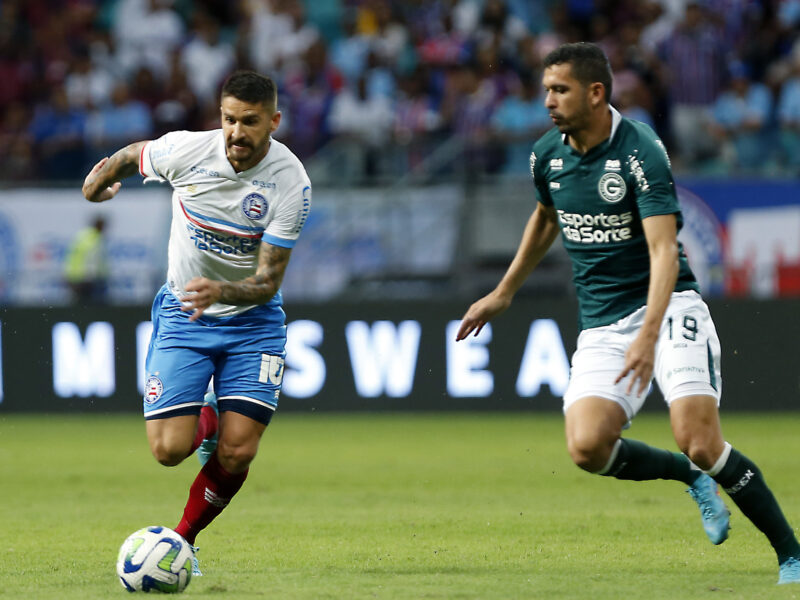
[330,10,372,83]
[369,0,409,67]
[639,0,685,52]
[181,11,236,104]
[474,42,515,99]
[277,0,322,72]
[114,0,185,79]
[489,70,550,175]
[64,215,109,305]
[708,62,773,171]
[779,0,800,29]
[441,61,502,173]
[64,47,116,110]
[86,82,154,156]
[416,9,471,69]
[393,68,444,171]
[777,50,800,172]
[328,74,394,178]
[0,36,36,108]
[152,55,202,134]
[359,0,408,69]
[130,66,166,111]
[658,0,728,167]
[283,38,343,159]
[363,49,397,100]
[0,103,35,181]
[28,85,88,180]
[474,0,529,57]
[617,87,657,130]
[244,0,294,74]
[606,34,658,129]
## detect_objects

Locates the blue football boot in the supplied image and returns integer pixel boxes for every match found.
[687,473,730,545]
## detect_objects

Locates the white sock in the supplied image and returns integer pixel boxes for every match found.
[596,439,622,475]
[705,442,732,477]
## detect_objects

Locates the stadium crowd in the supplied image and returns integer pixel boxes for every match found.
[1,0,800,182]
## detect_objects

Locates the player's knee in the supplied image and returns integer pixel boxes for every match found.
[217,441,257,473]
[149,440,189,467]
[566,433,611,472]
[674,429,722,471]
[680,442,718,472]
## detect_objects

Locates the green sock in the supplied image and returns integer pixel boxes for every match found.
[713,447,800,563]
[601,438,700,485]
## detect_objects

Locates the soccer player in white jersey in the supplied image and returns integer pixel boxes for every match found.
[82,71,311,574]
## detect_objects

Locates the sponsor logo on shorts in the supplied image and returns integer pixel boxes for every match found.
[242,193,268,220]
[666,365,707,379]
[144,376,163,404]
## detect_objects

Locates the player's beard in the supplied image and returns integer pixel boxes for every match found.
[227,140,254,161]
[227,134,270,166]
[552,100,592,136]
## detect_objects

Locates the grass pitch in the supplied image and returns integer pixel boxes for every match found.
[2,411,800,599]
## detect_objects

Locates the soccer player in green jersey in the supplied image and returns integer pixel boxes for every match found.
[457,42,800,585]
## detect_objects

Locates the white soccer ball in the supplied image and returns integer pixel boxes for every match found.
[116,526,193,593]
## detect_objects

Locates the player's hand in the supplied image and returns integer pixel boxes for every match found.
[455,290,512,341]
[614,332,656,396]
[182,277,223,322]
[82,157,122,203]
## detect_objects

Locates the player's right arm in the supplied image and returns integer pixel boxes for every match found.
[82,141,150,203]
[456,202,560,340]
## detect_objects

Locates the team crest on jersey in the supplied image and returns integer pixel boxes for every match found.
[598,172,626,203]
[242,193,268,220]
[144,376,163,404]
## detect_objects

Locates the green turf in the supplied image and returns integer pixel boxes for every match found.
[2,412,800,599]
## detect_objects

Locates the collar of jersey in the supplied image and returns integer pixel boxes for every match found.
[561,105,622,157]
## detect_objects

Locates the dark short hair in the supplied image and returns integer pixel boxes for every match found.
[220,70,278,107]
[543,42,613,102]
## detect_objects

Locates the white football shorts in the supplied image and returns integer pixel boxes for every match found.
[563,290,722,419]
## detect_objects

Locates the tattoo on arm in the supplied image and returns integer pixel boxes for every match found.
[105,142,148,180]
[84,141,148,199]
[218,243,293,305]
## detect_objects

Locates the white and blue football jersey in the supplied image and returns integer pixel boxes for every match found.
[139,129,311,317]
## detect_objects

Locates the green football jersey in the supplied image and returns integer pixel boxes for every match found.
[530,108,698,330]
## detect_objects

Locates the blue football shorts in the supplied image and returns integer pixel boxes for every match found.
[142,285,287,425]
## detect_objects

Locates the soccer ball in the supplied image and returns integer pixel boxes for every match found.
[116,526,193,593]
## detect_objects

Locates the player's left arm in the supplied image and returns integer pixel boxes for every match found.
[615,213,679,394]
[614,127,683,394]
[181,242,292,321]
